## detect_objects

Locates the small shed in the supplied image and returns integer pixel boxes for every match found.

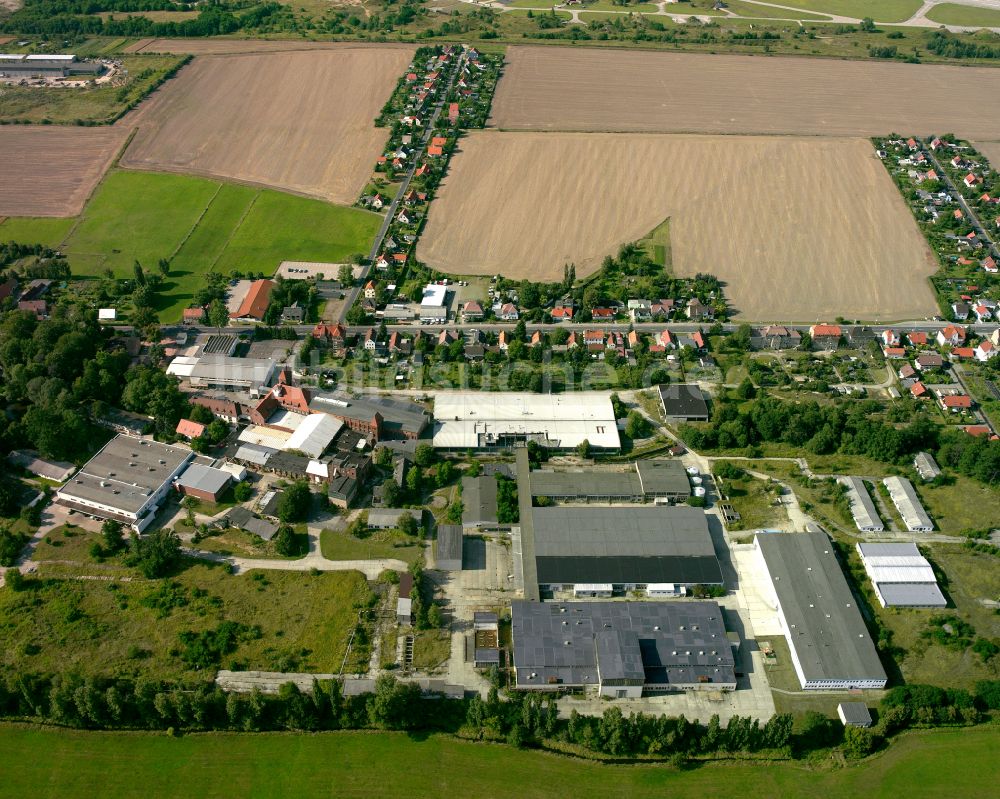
[837,702,873,728]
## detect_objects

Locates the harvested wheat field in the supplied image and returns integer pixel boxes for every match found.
[0,126,130,217]
[492,46,1000,140]
[120,47,413,204]
[973,141,1000,166]
[124,38,403,55]
[418,132,938,322]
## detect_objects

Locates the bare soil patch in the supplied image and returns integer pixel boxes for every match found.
[417,131,938,322]
[0,126,130,217]
[491,46,1000,140]
[124,38,407,55]
[972,140,1000,167]
[120,48,413,204]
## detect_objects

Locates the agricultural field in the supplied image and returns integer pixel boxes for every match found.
[0,554,373,680]
[0,725,996,799]
[123,39,408,54]
[0,126,130,217]
[0,170,381,321]
[418,132,938,321]
[0,54,186,124]
[972,140,1000,166]
[121,47,413,204]
[489,46,1000,139]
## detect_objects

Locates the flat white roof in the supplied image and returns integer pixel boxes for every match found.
[883,476,933,531]
[238,425,293,451]
[432,391,620,450]
[421,284,447,307]
[284,413,342,458]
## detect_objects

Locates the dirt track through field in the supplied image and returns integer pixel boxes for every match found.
[0,126,130,217]
[120,48,413,204]
[492,46,1000,140]
[417,132,938,322]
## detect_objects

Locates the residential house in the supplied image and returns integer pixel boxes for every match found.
[462,301,484,322]
[983,256,998,273]
[497,330,510,351]
[552,305,574,322]
[907,331,928,347]
[175,419,206,440]
[529,330,543,348]
[937,325,966,347]
[881,330,900,347]
[650,299,675,318]
[17,299,47,319]
[951,347,975,360]
[898,364,916,380]
[655,330,676,349]
[499,302,519,321]
[313,323,346,349]
[910,382,928,398]
[809,324,842,349]
[363,328,379,351]
[975,340,997,361]
[883,347,906,359]
[183,307,205,325]
[759,325,801,349]
[974,304,994,324]
[940,393,973,412]
[583,330,605,352]
[627,299,651,322]
[915,352,944,371]
[364,281,377,300]
[686,298,713,320]
[591,307,614,322]
[952,301,970,320]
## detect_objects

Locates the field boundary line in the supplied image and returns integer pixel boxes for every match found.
[167,181,223,263]
[207,188,262,274]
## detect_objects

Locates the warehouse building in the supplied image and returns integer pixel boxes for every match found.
[55,435,193,532]
[883,476,933,532]
[0,53,104,79]
[523,505,723,600]
[308,391,428,441]
[528,459,690,504]
[856,543,946,608]
[436,524,464,571]
[913,452,941,482]
[511,600,736,697]
[461,475,502,530]
[837,476,884,532]
[754,533,887,690]
[174,463,232,503]
[658,384,709,422]
[167,355,276,396]
[433,391,620,451]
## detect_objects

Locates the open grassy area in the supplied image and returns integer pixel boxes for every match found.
[411,628,451,672]
[925,2,1000,26]
[0,560,373,680]
[713,461,788,530]
[722,0,831,19]
[0,54,187,124]
[0,724,996,798]
[769,0,922,22]
[637,216,671,271]
[1,170,381,322]
[320,528,423,565]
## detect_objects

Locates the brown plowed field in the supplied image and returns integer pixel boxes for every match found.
[491,46,1000,140]
[124,38,408,55]
[120,47,413,204]
[972,141,1000,167]
[0,126,130,217]
[417,132,938,322]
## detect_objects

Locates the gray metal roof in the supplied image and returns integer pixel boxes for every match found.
[913,452,941,481]
[461,475,499,525]
[877,583,946,607]
[511,600,734,689]
[529,470,643,499]
[838,476,884,531]
[175,463,231,496]
[436,524,464,565]
[234,443,277,466]
[756,533,887,685]
[883,476,933,531]
[308,391,428,436]
[838,702,872,725]
[368,508,415,528]
[635,459,691,497]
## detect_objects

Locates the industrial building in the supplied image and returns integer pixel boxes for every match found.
[308,391,428,441]
[837,476,884,532]
[754,533,887,690]
[435,524,464,571]
[913,452,942,482]
[856,543,946,608]
[511,600,736,697]
[883,476,934,532]
[174,463,232,503]
[0,53,104,79]
[528,459,690,504]
[522,505,723,599]
[55,435,193,532]
[658,384,710,422]
[419,283,449,322]
[432,392,620,451]
[461,475,502,530]
[167,355,276,396]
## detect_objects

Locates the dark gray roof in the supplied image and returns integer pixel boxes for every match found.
[308,391,429,436]
[224,506,278,540]
[658,383,709,418]
[175,463,231,496]
[838,702,873,726]
[530,505,721,586]
[474,648,500,664]
[756,533,887,685]
[635,459,691,497]
[436,524,464,565]
[878,583,946,606]
[512,600,735,689]
[529,470,643,499]
[474,611,499,625]
[461,475,499,525]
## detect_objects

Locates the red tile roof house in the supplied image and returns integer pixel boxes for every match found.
[940,394,973,412]
[462,301,483,322]
[907,332,928,347]
[551,306,574,321]
[963,425,993,437]
[448,102,459,124]
[656,330,675,349]
[883,347,906,359]
[951,347,975,360]
[983,256,998,273]
[937,326,967,347]
[964,173,980,188]
[583,330,605,352]
[591,307,614,321]
[910,381,929,398]
[183,306,205,324]
[975,340,997,361]
[497,330,509,351]
[881,329,900,347]
[176,419,206,440]
[898,364,917,380]
[230,279,273,321]
[809,324,842,348]
[17,299,47,319]
[499,303,519,321]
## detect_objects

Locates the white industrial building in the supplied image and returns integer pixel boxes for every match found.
[837,476,884,532]
[166,355,276,396]
[55,435,193,532]
[754,533,888,691]
[420,283,449,322]
[856,543,946,608]
[432,391,620,451]
[882,476,933,532]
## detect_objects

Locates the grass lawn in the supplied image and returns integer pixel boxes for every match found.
[2,170,381,322]
[320,528,423,565]
[189,528,293,561]
[0,724,996,798]
[0,54,187,124]
[411,628,451,672]
[769,0,922,22]
[722,0,831,19]
[713,461,787,530]
[0,216,76,248]
[925,2,1000,26]
[0,560,373,680]
[637,216,671,271]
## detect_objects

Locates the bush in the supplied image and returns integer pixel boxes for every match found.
[233,481,253,502]
[125,529,182,578]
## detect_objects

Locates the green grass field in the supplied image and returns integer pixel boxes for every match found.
[0,559,373,680]
[0,724,995,799]
[637,217,672,270]
[0,170,381,322]
[925,3,1000,26]
[320,528,424,565]
[722,0,831,19]
[769,0,921,22]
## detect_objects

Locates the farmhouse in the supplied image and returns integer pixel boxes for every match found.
[837,476,884,533]
[883,476,933,532]
[511,600,736,696]
[856,543,946,608]
[754,532,887,690]
[230,279,273,321]
[55,435,194,532]
[433,391,619,451]
[658,383,709,422]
